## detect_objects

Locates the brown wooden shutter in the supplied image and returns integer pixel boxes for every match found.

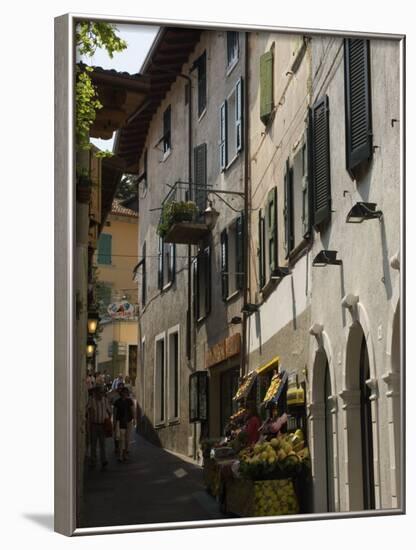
[344,39,372,174]
[260,50,274,125]
[312,95,331,227]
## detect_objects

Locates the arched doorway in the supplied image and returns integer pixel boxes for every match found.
[344,322,376,510]
[310,348,337,513]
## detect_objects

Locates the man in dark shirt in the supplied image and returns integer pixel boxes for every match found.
[113,387,135,462]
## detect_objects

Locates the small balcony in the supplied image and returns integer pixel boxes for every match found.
[157,181,213,245]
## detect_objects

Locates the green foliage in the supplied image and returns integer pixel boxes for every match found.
[116,174,138,200]
[157,201,198,237]
[75,22,127,153]
[76,22,127,58]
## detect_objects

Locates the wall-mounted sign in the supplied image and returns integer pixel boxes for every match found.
[107,301,136,319]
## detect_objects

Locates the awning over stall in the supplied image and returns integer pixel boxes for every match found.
[256,355,280,376]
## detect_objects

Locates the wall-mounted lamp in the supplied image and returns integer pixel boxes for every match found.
[341,294,359,309]
[270,267,290,280]
[346,202,383,223]
[87,310,100,335]
[312,250,342,267]
[390,253,400,271]
[86,337,96,358]
[241,303,259,315]
[230,316,243,325]
[203,201,220,230]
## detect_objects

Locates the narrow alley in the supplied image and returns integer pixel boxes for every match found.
[80,432,226,528]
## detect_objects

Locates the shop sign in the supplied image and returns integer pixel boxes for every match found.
[205,333,241,368]
[107,300,136,319]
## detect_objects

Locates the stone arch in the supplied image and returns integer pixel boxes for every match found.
[309,330,340,513]
[341,303,381,510]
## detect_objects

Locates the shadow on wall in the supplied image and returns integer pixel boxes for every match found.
[135,404,162,448]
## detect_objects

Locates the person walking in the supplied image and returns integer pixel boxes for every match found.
[87,386,111,470]
[111,373,124,391]
[113,387,135,462]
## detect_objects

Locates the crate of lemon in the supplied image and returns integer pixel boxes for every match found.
[232,430,310,516]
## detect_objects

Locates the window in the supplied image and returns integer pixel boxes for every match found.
[168,328,180,422]
[142,150,148,191]
[311,95,331,227]
[227,32,239,69]
[189,371,208,422]
[154,335,166,425]
[195,51,207,117]
[344,39,372,176]
[267,187,278,269]
[163,106,171,154]
[141,241,147,306]
[260,49,274,125]
[193,246,211,321]
[97,233,112,265]
[158,237,175,290]
[221,213,244,299]
[194,143,207,214]
[219,78,243,171]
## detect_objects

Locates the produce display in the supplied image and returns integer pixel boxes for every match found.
[253,479,299,516]
[262,370,288,404]
[229,407,247,423]
[233,371,257,401]
[238,429,310,480]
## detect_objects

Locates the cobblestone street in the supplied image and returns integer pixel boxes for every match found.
[80,432,225,528]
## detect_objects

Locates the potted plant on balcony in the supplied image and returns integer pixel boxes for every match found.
[157,200,198,237]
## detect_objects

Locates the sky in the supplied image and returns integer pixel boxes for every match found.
[78,23,159,151]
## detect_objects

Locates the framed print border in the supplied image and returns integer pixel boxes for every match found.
[54,13,405,537]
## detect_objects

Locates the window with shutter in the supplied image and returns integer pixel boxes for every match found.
[194,247,211,320]
[283,159,295,258]
[220,230,229,300]
[194,143,207,214]
[267,187,278,271]
[260,50,274,125]
[258,209,266,289]
[312,95,331,227]
[205,246,211,315]
[97,233,112,265]
[344,39,372,175]
[303,114,313,238]
[158,239,175,290]
[236,212,244,290]
[227,32,239,68]
[220,102,227,171]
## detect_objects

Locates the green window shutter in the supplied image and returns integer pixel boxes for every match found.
[283,160,294,258]
[220,230,229,300]
[260,50,274,125]
[258,209,266,288]
[236,212,245,290]
[158,237,164,289]
[312,95,331,227]
[235,78,244,153]
[194,143,207,213]
[267,187,278,272]
[97,233,112,265]
[220,102,227,171]
[344,39,372,175]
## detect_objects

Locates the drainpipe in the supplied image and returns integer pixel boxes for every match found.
[242,32,250,377]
